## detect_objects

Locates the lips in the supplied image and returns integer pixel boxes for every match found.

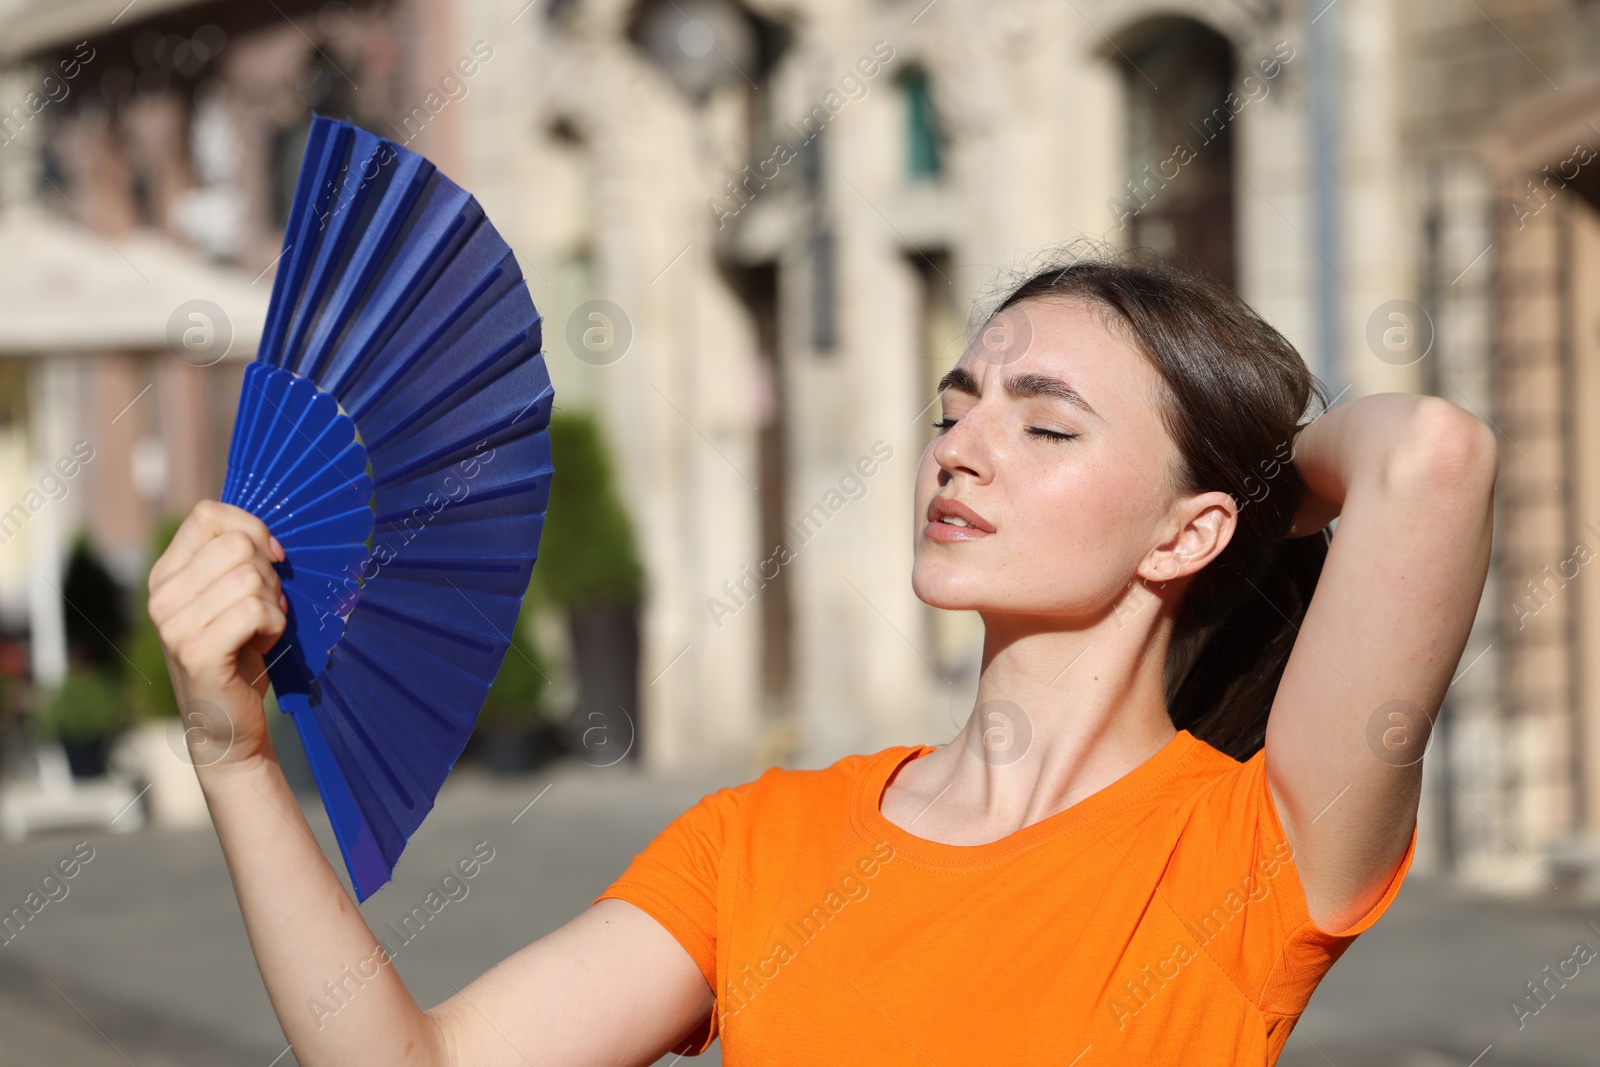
[926,496,996,534]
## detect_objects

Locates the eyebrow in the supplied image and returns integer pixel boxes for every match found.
[936,366,1101,419]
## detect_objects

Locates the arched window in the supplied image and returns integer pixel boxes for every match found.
[1110,18,1237,287]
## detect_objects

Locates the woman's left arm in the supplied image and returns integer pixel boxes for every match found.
[1266,392,1497,932]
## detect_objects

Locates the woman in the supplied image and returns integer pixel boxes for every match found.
[148,251,1495,1065]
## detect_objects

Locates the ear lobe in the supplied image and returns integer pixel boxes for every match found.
[1140,545,1184,585]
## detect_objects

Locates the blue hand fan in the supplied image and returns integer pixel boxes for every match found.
[220,114,554,902]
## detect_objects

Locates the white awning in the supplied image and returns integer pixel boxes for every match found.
[0,207,269,358]
[0,0,206,62]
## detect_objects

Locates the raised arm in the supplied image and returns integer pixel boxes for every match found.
[1264,393,1497,932]
[149,501,712,1066]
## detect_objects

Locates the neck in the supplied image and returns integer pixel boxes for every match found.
[975,594,1176,758]
[891,584,1180,844]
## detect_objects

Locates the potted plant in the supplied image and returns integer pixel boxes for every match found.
[474,594,559,775]
[32,534,135,780]
[36,669,127,778]
[531,412,645,766]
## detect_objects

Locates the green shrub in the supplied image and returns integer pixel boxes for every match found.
[479,588,549,729]
[36,670,127,741]
[475,410,643,740]
[532,412,644,609]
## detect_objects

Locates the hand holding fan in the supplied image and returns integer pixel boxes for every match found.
[220,115,554,901]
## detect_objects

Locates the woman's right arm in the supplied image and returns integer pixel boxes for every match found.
[151,501,713,1067]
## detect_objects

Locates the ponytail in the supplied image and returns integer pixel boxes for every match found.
[1165,529,1329,761]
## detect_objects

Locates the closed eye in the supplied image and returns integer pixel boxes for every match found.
[932,419,1079,442]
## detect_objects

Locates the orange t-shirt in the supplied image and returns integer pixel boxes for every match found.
[593,728,1415,1065]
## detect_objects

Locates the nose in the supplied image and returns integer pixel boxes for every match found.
[931,399,993,487]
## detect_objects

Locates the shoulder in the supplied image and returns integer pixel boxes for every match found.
[1154,734,1282,839]
[693,745,915,835]
[1166,733,1259,794]
[739,745,907,807]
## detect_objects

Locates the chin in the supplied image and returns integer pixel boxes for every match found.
[910,560,998,612]
[914,556,1117,625]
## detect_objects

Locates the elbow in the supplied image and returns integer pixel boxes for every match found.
[1382,397,1499,502]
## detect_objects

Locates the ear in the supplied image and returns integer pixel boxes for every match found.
[1137,490,1239,584]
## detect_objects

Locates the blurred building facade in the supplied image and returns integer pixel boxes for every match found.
[4,0,1600,892]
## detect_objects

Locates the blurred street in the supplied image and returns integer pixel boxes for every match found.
[0,757,739,1067]
[0,756,1597,1067]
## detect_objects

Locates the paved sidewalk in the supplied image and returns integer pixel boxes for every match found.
[0,756,737,1067]
[1,754,1597,1066]
[1276,878,1600,1067]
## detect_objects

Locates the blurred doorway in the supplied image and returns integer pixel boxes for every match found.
[1109,17,1238,288]
[724,263,792,719]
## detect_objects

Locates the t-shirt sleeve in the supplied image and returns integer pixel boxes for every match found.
[590,780,751,1056]
[1168,746,1417,1021]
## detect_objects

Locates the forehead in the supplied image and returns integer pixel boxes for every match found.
[958,295,1168,417]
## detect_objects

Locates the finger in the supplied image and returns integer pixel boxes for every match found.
[151,501,282,593]
[151,500,268,593]
[158,562,283,660]
[174,596,287,689]
[150,546,281,648]
[149,529,283,627]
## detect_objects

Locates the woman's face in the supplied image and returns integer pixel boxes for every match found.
[912,296,1225,623]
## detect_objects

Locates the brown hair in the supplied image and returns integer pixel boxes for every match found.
[988,248,1331,761]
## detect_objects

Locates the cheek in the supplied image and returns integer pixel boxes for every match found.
[1011,451,1151,589]
[1049,450,1156,538]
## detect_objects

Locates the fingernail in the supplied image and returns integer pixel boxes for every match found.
[269,536,285,561]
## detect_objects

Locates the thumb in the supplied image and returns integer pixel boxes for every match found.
[246,631,280,657]
[246,591,290,657]
[238,646,271,698]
